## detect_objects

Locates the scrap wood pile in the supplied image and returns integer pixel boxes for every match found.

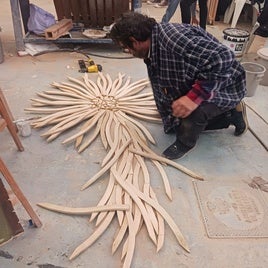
[26,72,204,267]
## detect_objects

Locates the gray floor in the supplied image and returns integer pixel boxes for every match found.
[0,1,268,268]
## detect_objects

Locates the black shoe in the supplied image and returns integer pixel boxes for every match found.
[254,25,268,38]
[231,101,248,136]
[162,141,194,160]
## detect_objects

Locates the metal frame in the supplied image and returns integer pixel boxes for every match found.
[10,0,138,52]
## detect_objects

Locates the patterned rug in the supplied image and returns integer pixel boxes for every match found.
[193,180,268,238]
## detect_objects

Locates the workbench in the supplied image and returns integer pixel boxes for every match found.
[10,0,139,52]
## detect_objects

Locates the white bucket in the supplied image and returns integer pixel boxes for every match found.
[241,62,266,97]
[255,48,268,86]
[222,28,250,57]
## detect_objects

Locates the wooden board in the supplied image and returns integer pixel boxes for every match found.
[0,178,23,245]
[53,0,130,27]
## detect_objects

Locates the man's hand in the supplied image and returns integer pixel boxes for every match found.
[171,96,198,118]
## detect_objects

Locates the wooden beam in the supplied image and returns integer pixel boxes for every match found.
[0,157,42,228]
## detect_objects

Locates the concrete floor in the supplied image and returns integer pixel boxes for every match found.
[0,1,268,267]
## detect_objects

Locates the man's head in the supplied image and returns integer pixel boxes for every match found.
[110,12,157,59]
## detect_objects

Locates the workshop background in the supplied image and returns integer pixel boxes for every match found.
[0,0,268,268]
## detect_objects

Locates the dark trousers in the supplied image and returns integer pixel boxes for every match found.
[257,0,268,26]
[175,103,231,148]
[180,0,208,30]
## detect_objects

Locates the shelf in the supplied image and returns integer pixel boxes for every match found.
[23,31,114,45]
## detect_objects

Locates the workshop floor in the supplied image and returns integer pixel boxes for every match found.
[0,1,268,268]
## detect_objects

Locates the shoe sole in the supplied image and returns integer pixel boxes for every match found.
[235,100,249,136]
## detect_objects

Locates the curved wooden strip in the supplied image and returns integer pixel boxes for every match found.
[105,73,113,95]
[30,101,78,109]
[115,184,124,226]
[31,106,90,128]
[112,215,128,254]
[122,210,135,268]
[37,203,129,215]
[104,110,115,148]
[83,73,101,97]
[152,160,172,201]
[129,149,204,181]
[118,106,161,116]
[119,108,161,122]
[61,76,95,98]
[95,186,116,227]
[119,92,154,102]
[134,154,159,235]
[59,82,94,100]
[80,139,131,190]
[116,80,150,99]
[36,92,80,102]
[78,112,105,153]
[100,111,110,150]
[67,76,96,98]
[52,82,91,100]
[115,174,190,253]
[62,110,105,145]
[109,73,125,96]
[97,73,107,96]
[116,83,148,99]
[113,76,131,97]
[111,167,157,245]
[41,109,96,137]
[69,211,115,260]
[118,110,156,145]
[44,90,88,100]
[101,121,121,167]
[25,105,89,115]
[89,173,116,222]
[150,187,165,252]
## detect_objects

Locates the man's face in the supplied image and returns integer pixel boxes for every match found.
[120,38,149,59]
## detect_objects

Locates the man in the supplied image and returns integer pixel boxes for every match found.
[110,12,248,160]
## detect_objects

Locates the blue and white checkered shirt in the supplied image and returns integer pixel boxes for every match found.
[144,23,246,133]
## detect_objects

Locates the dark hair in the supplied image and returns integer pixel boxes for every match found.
[110,12,157,49]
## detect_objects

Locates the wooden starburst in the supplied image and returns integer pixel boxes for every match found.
[26,73,203,267]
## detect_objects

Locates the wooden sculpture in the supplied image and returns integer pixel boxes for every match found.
[27,73,204,267]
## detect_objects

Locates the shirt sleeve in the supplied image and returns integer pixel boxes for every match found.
[186,80,214,105]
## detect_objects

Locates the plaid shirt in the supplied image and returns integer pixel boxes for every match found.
[144,23,246,133]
